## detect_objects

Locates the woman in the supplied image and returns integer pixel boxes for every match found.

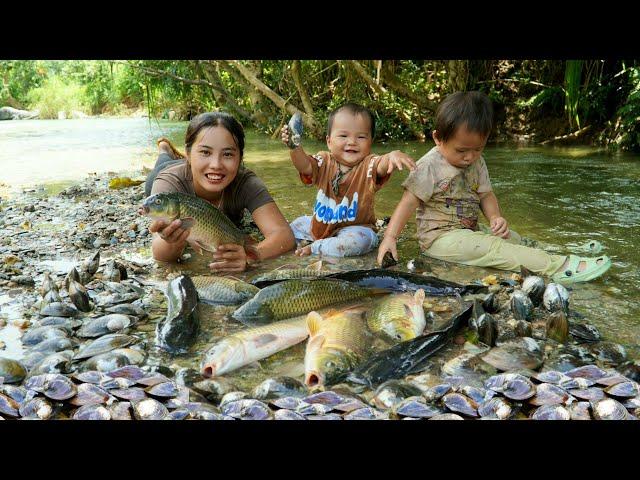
[146,111,296,272]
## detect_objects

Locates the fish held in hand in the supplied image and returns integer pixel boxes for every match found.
[139,192,258,260]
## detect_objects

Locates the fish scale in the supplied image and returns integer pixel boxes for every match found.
[367,290,426,341]
[191,276,259,304]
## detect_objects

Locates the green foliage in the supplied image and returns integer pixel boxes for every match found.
[613,66,640,151]
[564,60,584,130]
[26,76,87,118]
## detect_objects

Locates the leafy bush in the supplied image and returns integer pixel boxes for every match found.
[26,77,87,118]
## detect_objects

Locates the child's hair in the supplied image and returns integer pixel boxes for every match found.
[327,102,376,138]
[185,111,245,159]
[434,91,493,142]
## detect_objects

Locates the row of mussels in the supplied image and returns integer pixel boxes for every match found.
[2,360,640,420]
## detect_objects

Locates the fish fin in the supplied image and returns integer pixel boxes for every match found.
[273,264,296,271]
[306,333,326,352]
[404,304,413,317]
[414,289,425,305]
[179,217,196,230]
[309,260,323,271]
[191,239,216,255]
[306,311,324,335]
[252,333,278,348]
[226,275,243,281]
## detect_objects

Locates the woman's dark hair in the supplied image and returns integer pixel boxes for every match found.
[185,111,245,159]
[434,91,493,142]
[327,102,376,138]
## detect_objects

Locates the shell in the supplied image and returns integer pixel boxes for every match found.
[481,337,544,371]
[528,383,571,406]
[343,407,389,420]
[423,383,453,403]
[145,381,180,398]
[274,409,306,420]
[105,365,147,381]
[68,383,111,406]
[76,314,132,338]
[19,397,53,420]
[565,364,608,381]
[568,387,606,402]
[221,399,272,420]
[73,334,137,360]
[192,378,238,404]
[109,401,132,420]
[442,393,479,417]
[73,404,111,420]
[21,326,69,346]
[40,302,79,318]
[532,371,571,385]
[604,381,640,399]
[136,373,172,387]
[522,276,545,306]
[24,373,77,400]
[569,401,592,420]
[588,342,627,365]
[302,390,346,407]
[0,393,20,417]
[510,290,533,321]
[394,397,443,419]
[560,377,596,390]
[110,387,147,402]
[132,398,168,420]
[569,322,601,343]
[478,397,513,419]
[371,380,424,409]
[531,405,571,420]
[0,357,28,384]
[428,413,464,420]
[591,398,630,420]
[270,396,307,410]
[542,283,569,313]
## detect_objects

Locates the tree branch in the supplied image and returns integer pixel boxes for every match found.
[290,61,315,117]
[380,63,438,112]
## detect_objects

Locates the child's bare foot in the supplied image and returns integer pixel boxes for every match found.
[157,137,185,159]
[295,245,312,256]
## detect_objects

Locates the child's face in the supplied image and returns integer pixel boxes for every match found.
[326,111,373,164]
[433,125,488,169]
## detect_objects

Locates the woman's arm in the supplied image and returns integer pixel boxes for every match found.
[209,202,296,273]
[376,189,421,265]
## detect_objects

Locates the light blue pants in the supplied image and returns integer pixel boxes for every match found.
[290,215,379,257]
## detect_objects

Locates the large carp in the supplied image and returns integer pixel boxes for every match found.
[347,302,474,388]
[250,260,329,287]
[156,275,200,354]
[304,308,371,388]
[139,192,258,259]
[231,278,381,326]
[201,317,309,378]
[326,268,487,297]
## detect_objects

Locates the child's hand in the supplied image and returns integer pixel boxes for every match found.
[378,150,417,176]
[377,236,399,266]
[280,125,291,147]
[490,216,510,239]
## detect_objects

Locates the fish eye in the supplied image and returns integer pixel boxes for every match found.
[325,361,335,369]
[154,198,161,205]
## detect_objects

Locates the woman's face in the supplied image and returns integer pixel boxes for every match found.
[188,126,241,200]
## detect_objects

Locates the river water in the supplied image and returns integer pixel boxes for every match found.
[1,117,639,380]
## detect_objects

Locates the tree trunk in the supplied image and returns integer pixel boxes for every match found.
[290,60,315,117]
[346,60,426,142]
[226,60,322,137]
[197,61,254,123]
[447,60,469,92]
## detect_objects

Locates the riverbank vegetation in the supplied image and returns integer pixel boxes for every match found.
[1,60,639,151]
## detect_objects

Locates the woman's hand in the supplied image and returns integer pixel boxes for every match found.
[149,219,190,244]
[209,243,248,273]
[490,216,510,239]
[377,235,399,266]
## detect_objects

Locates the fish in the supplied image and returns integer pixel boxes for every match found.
[250,260,327,287]
[156,275,200,354]
[231,278,381,326]
[366,289,427,342]
[346,303,473,388]
[286,112,303,149]
[304,308,371,388]
[325,268,486,297]
[191,276,259,305]
[139,192,258,259]
[200,317,309,378]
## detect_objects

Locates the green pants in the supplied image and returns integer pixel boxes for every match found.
[424,227,566,276]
